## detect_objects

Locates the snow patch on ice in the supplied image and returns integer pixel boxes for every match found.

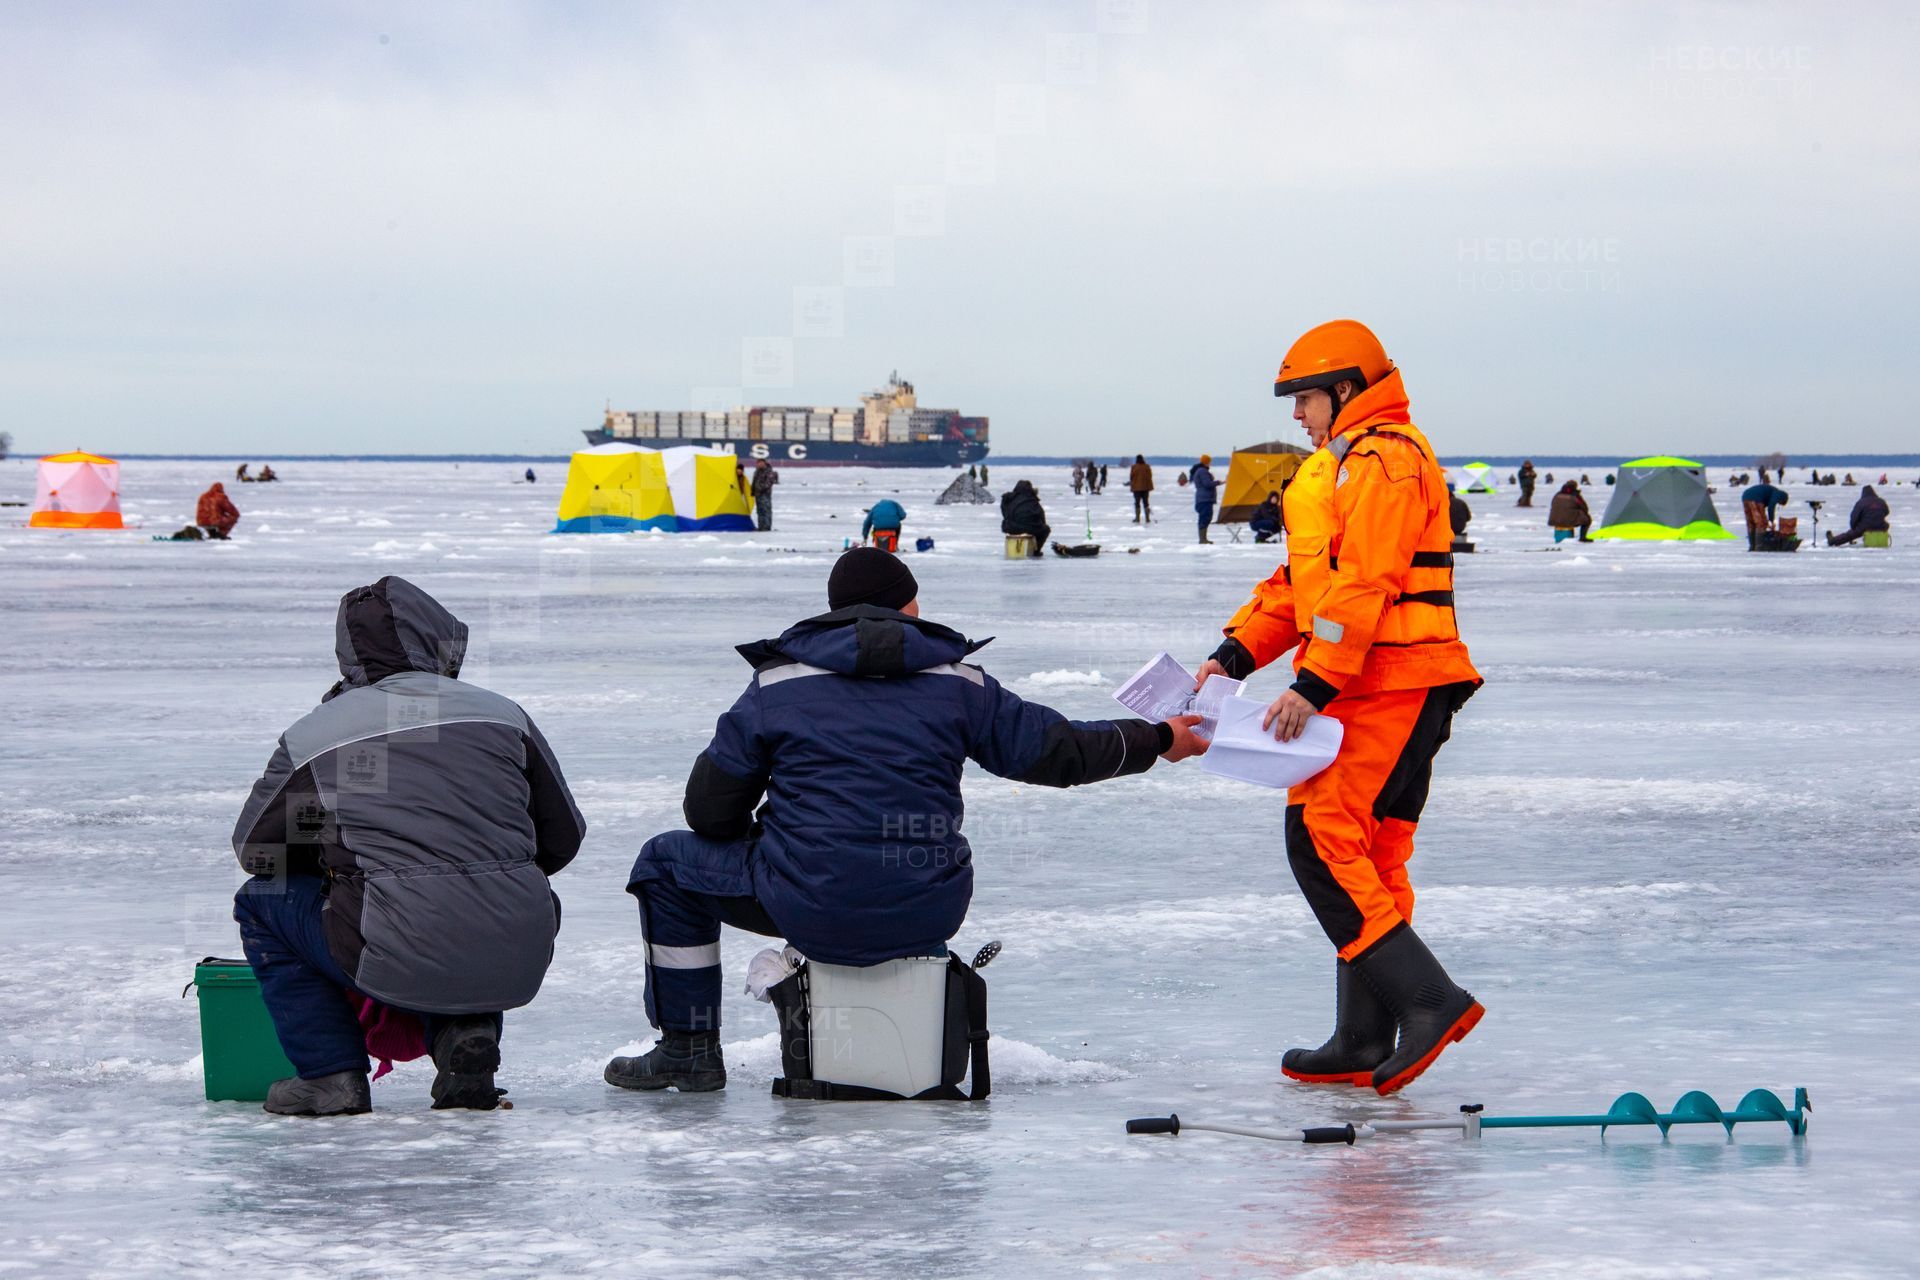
[1017,669,1106,688]
[1480,664,1674,683]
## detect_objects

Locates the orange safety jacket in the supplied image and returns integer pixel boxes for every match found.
[1216,369,1479,702]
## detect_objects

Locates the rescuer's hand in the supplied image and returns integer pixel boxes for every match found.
[1160,715,1211,761]
[1194,659,1230,689]
[1262,689,1316,743]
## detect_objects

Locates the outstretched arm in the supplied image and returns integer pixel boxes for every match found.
[1205,564,1302,682]
[966,671,1202,786]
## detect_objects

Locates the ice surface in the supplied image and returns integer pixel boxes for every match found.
[3,459,1918,1277]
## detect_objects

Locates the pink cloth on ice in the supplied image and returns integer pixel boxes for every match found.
[353,996,429,1081]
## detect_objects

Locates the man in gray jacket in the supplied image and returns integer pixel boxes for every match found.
[231,576,585,1115]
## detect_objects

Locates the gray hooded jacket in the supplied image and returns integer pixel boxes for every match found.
[232,577,585,1014]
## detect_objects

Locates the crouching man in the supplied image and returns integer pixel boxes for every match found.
[232,576,585,1115]
[606,548,1208,1092]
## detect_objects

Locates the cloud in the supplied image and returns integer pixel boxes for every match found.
[1,1,1916,455]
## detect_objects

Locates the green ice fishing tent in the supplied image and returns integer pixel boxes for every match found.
[1589,456,1733,541]
[1460,462,1498,493]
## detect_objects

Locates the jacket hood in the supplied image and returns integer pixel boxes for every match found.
[331,576,469,694]
[738,605,988,678]
[1332,367,1411,439]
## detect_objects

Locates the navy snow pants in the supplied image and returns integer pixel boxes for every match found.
[234,874,499,1079]
[627,830,783,1033]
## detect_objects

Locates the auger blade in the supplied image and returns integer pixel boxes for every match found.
[1601,1091,1662,1136]
[1670,1090,1729,1134]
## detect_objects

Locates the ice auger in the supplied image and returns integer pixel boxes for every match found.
[1126,1088,1810,1145]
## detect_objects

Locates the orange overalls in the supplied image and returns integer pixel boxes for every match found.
[1217,370,1480,961]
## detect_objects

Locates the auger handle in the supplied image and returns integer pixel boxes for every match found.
[1302,1125,1358,1145]
[1127,1115,1181,1135]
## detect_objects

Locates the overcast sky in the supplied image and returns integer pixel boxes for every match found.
[4,1,1916,457]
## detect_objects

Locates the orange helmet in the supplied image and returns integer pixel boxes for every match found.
[1273,319,1394,398]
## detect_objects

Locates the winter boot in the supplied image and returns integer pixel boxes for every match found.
[1281,959,1395,1086]
[604,1032,726,1093]
[429,1016,506,1111]
[263,1070,372,1116]
[1350,925,1485,1096]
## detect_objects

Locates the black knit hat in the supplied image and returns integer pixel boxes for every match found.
[828,547,918,611]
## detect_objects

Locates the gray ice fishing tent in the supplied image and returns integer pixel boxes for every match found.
[1590,456,1733,541]
[936,473,995,505]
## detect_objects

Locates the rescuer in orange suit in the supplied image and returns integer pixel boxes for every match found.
[1195,320,1484,1096]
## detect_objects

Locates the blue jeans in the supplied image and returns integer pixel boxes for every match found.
[627,831,784,1033]
[234,874,500,1079]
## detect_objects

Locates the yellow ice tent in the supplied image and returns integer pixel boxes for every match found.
[1218,441,1311,523]
[553,444,751,533]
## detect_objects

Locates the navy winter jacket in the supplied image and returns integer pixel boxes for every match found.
[1191,464,1218,507]
[683,606,1167,965]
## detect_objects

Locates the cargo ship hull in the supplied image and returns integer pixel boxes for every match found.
[577,431,989,468]
[588,373,988,467]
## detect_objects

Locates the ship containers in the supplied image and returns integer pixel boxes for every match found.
[807,412,832,441]
[887,410,911,442]
[831,409,857,442]
[910,408,955,442]
[632,412,658,440]
[608,411,636,439]
[747,411,763,440]
[727,411,752,441]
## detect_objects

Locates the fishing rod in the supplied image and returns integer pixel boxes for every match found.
[1126,1087,1810,1145]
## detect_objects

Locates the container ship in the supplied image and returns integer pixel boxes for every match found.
[583,372,989,467]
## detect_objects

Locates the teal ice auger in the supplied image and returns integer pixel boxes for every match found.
[1126,1088,1810,1145]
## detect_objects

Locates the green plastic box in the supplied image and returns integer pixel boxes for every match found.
[192,957,296,1101]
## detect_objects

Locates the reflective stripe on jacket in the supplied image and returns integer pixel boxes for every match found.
[1220,369,1479,699]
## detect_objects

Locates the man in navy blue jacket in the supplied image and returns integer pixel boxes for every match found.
[607,549,1209,1092]
[1191,454,1219,544]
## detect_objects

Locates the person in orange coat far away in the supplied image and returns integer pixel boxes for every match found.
[196,482,240,539]
[1194,319,1485,1096]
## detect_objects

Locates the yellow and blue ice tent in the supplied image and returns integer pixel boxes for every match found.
[553,444,753,533]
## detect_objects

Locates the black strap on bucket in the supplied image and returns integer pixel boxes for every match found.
[771,954,991,1102]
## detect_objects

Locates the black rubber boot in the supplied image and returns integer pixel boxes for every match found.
[1281,959,1395,1086]
[1350,925,1485,1096]
[430,1016,506,1111]
[604,1032,727,1093]
[264,1070,371,1116]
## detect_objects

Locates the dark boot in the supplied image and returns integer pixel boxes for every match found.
[430,1016,505,1111]
[264,1070,371,1116]
[1281,959,1395,1086]
[1350,925,1485,1096]
[604,1032,726,1093]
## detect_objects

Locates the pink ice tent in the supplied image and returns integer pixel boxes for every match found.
[30,450,124,529]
